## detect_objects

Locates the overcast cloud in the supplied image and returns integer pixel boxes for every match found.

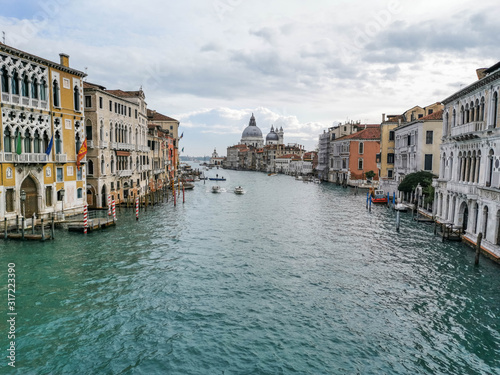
[1,0,499,155]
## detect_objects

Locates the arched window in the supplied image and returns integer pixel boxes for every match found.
[480,97,485,121]
[469,101,474,122]
[55,130,62,154]
[24,129,31,153]
[493,92,498,128]
[21,74,29,97]
[465,103,470,123]
[53,80,60,107]
[31,77,38,99]
[445,112,450,136]
[33,130,41,153]
[100,121,104,141]
[75,133,81,154]
[3,128,12,152]
[487,149,494,187]
[40,79,47,101]
[1,66,8,93]
[111,157,115,174]
[11,70,19,95]
[88,159,94,175]
[483,206,489,238]
[452,108,456,127]
[101,158,105,175]
[74,86,80,111]
[475,99,480,121]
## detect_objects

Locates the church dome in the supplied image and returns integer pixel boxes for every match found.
[241,113,263,139]
[266,126,279,141]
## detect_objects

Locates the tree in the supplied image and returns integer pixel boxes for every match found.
[365,170,376,180]
[398,171,436,204]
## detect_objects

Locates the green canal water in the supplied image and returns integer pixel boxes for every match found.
[2,167,500,374]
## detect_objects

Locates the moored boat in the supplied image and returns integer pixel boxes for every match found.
[371,189,388,204]
[211,185,221,193]
[234,186,244,194]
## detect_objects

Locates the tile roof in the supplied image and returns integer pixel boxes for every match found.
[83,81,106,90]
[105,89,143,98]
[420,109,443,121]
[147,109,178,122]
[335,126,381,141]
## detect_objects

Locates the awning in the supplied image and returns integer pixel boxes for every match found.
[116,151,130,156]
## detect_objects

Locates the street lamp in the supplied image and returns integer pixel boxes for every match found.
[60,188,65,220]
[20,190,26,218]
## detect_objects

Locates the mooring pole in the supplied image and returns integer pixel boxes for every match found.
[366,192,369,209]
[21,217,25,240]
[51,214,55,239]
[475,232,483,266]
[396,209,400,232]
[369,196,372,213]
[41,218,45,241]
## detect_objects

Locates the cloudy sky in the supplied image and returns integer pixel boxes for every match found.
[2,0,500,156]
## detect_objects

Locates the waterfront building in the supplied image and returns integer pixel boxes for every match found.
[327,121,368,182]
[147,109,180,179]
[275,154,300,174]
[0,44,86,221]
[83,82,150,208]
[330,125,380,186]
[379,103,443,193]
[317,130,330,180]
[210,148,224,166]
[434,62,500,257]
[147,123,170,192]
[394,110,443,185]
[225,114,303,172]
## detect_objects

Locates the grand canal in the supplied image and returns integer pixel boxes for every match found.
[2,167,500,374]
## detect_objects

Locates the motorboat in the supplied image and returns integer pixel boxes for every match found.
[234,186,244,194]
[268,173,277,176]
[209,177,226,181]
[370,188,388,204]
[211,185,221,193]
[182,183,194,190]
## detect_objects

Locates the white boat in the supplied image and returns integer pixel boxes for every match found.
[211,185,221,193]
[295,176,303,180]
[394,203,408,212]
[234,186,244,194]
[312,178,321,184]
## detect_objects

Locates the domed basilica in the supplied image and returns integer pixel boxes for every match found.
[240,113,283,148]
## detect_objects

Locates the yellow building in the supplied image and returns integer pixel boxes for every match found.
[0,44,86,222]
[379,102,443,191]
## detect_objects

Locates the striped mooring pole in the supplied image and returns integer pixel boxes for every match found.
[135,196,139,221]
[112,200,117,221]
[108,195,112,216]
[83,204,88,234]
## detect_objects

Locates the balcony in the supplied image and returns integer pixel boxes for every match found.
[118,169,132,177]
[99,140,108,148]
[117,142,134,151]
[55,154,67,163]
[8,153,49,163]
[446,181,478,198]
[110,142,117,149]
[88,140,95,148]
[1,93,49,110]
[451,121,486,139]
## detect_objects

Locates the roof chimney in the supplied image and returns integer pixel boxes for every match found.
[476,68,487,80]
[59,53,69,67]
[382,113,385,123]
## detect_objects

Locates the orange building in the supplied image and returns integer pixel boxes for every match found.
[330,125,380,185]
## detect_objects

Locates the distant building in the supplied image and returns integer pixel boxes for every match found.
[210,148,224,166]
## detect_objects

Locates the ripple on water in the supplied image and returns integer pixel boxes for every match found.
[3,169,500,374]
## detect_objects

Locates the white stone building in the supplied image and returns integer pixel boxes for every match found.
[434,62,500,258]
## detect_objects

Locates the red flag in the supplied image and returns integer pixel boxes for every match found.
[77,138,87,170]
